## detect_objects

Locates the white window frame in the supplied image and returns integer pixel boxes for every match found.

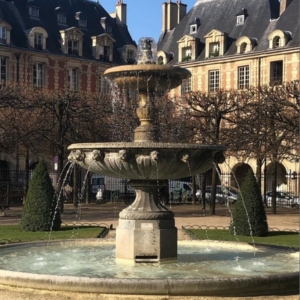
[0,57,7,81]
[237,15,245,25]
[238,66,249,89]
[209,70,220,92]
[29,7,39,18]
[190,25,197,34]
[33,63,44,87]
[70,68,78,91]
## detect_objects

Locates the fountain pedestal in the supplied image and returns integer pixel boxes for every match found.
[116,180,177,261]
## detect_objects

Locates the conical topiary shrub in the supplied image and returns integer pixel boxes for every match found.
[229,170,268,237]
[20,159,61,231]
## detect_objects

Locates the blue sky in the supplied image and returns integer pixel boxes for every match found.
[99,0,196,43]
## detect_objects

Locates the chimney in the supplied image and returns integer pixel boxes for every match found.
[116,0,127,25]
[162,1,186,32]
[280,0,293,16]
[177,1,187,24]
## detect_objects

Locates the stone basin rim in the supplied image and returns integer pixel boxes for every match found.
[68,142,226,151]
[103,64,191,75]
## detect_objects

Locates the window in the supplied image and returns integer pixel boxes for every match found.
[270,61,283,85]
[209,43,219,57]
[68,40,79,55]
[209,70,219,92]
[33,63,44,87]
[29,7,39,18]
[34,33,43,50]
[106,25,112,33]
[78,19,87,28]
[0,57,7,81]
[182,47,192,62]
[238,66,249,89]
[190,25,197,34]
[240,42,247,53]
[99,46,110,62]
[127,50,135,64]
[237,15,244,25]
[57,13,66,24]
[70,69,78,91]
[99,75,109,94]
[181,77,191,94]
[0,26,6,44]
[273,36,280,48]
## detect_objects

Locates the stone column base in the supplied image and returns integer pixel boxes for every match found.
[116,218,177,262]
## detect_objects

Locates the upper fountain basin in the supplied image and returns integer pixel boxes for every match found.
[104,65,191,93]
[68,142,225,180]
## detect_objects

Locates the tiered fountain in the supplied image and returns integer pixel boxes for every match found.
[68,38,225,262]
[0,39,298,298]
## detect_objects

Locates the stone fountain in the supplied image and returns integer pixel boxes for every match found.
[0,38,298,298]
[68,38,225,262]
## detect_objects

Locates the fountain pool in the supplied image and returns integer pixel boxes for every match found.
[0,239,298,296]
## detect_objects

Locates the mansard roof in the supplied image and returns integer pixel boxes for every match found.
[157,0,299,64]
[0,0,136,64]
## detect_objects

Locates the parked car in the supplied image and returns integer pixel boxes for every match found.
[264,191,295,207]
[197,185,239,204]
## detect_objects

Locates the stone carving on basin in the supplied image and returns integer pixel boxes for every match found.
[68,142,225,180]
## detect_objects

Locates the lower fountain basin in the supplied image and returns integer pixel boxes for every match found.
[0,240,298,297]
[67,142,225,179]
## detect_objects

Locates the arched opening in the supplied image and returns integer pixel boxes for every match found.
[273,36,280,48]
[240,42,247,53]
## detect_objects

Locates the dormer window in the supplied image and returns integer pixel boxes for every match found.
[204,29,227,59]
[177,35,199,63]
[209,43,219,57]
[57,13,66,24]
[190,18,200,34]
[75,12,87,29]
[236,36,256,54]
[34,33,43,50]
[91,33,115,62]
[236,8,247,25]
[268,30,292,49]
[78,19,87,28]
[100,17,113,34]
[182,47,192,62]
[68,40,79,55]
[28,27,48,50]
[240,42,247,53]
[0,26,6,44]
[237,15,244,25]
[274,36,280,48]
[29,6,39,18]
[60,27,84,56]
[0,21,11,45]
[127,50,135,64]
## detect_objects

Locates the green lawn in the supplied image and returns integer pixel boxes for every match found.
[188,229,299,249]
[0,225,106,244]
